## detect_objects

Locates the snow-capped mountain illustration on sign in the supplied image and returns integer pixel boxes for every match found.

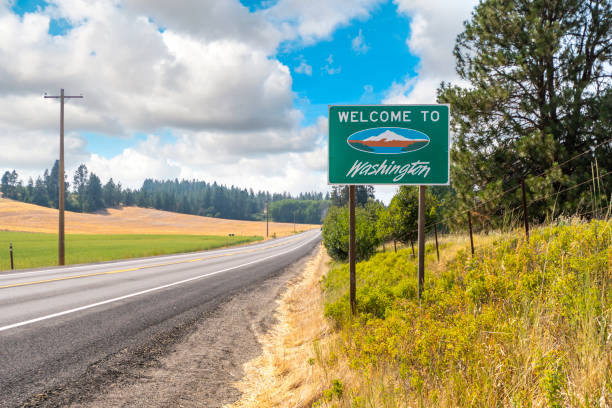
[347,127,430,154]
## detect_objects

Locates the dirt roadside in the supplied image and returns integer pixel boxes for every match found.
[68,245,323,408]
[227,243,332,407]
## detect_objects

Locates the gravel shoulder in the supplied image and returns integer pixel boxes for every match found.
[58,245,321,408]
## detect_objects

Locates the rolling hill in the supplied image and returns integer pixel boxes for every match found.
[0,198,318,237]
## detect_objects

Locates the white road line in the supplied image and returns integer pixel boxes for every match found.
[0,233,320,333]
[0,231,312,278]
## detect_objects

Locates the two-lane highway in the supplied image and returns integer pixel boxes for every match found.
[0,230,321,407]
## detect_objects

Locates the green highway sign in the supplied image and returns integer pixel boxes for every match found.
[328,104,449,185]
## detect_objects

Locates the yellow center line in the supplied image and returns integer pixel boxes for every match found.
[0,237,301,290]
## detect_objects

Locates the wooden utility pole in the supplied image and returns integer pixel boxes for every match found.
[349,185,356,315]
[521,179,529,241]
[417,186,426,299]
[44,89,83,266]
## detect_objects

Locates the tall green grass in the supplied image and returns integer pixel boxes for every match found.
[0,231,261,270]
[316,219,612,407]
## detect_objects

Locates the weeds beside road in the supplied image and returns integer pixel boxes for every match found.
[315,218,611,407]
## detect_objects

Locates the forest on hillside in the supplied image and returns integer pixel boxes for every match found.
[0,162,329,224]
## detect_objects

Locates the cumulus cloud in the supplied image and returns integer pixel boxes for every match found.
[384,0,477,104]
[122,0,281,52]
[0,1,304,186]
[264,0,384,45]
[86,119,328,193]
[0,0,386,196]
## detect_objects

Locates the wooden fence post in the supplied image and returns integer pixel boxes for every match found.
[521,179,529,241]
[433,223,440,262]
[468,211,474,255]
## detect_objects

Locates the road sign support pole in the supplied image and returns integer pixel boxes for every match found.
[349,185,356,315]
[44,89,82,266]
[521,179,529,241]
[468,210,474,255]
[433,223,440,262]
[418,185,426,299]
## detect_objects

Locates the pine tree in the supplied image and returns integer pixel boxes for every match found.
[73,164,89,212]
[438,0,611,225]
[86,173,104,212]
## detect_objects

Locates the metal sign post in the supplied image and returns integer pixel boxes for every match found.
[328,104,450,308]
[44,89,83,266]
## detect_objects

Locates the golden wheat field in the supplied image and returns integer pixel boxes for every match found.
[0,198,319,237]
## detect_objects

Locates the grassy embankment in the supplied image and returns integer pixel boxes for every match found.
[0,231,261,270]
[313,219,611,407]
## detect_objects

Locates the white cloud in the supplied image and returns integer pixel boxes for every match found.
[323,54,341,75]
[84,117,329,195]
[0,0,387,197]
[295,56,312,75]
[351,29,369,54]
[264,0,384,45]
[122,0,281,52]
[384,0,477,104]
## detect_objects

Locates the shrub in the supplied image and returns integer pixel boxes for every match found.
[322,205,381,261]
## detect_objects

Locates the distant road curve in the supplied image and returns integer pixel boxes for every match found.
[0,229,321,407]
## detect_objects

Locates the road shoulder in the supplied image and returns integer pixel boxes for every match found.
[227,244,332,407]
[70,244,321,408]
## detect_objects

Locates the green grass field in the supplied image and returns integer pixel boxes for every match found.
[0,231,262,271]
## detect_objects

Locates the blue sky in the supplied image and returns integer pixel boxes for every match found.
[275,1,418,127]
[0,0,477,201]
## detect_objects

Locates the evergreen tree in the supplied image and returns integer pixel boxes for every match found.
[330,185,374,207]
[1,170,19,199]
[102,178,117,208]
[73,164,89,212]
[86,173,104,212]
[438,0,611,226]
[32,177,49,206]
[384,186,438,245]
[46,161,59,208]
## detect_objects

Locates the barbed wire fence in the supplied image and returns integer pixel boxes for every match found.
[396,137,612,259]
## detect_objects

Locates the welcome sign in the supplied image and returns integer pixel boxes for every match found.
[328,105,449,185]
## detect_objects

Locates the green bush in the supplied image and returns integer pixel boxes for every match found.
[321,220,612,406]
[321,205,380,261]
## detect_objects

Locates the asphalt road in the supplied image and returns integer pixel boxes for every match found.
[0,230,321,407]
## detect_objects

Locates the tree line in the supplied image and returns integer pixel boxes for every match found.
[1,162,329,223]
[322,185,442,261]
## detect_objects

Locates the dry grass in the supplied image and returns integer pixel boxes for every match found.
[226,226,612,408]
[228,244,338,407]
[314,221,612,407]
[0,198,319,237]
[227,237,476,408]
